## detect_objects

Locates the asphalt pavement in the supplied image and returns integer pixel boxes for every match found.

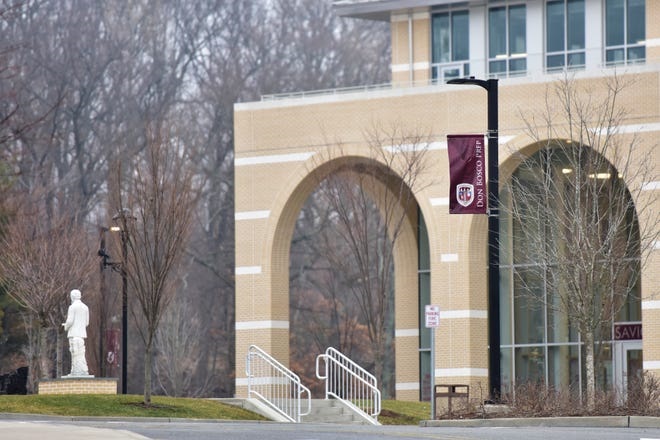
[2,414,659,440]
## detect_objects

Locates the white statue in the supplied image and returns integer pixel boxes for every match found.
[62,289,92,377]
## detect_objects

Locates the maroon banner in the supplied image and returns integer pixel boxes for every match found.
[447,134,486,214]
[105,328,120,366]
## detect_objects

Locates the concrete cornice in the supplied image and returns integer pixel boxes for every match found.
[333,0,479,21]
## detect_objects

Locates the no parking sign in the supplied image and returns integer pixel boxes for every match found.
[425,305,440,328]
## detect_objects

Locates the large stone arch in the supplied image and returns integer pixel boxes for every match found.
[497,136,645,391]
[235,148,422,399]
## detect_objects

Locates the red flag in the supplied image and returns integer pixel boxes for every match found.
[448,134,486,214]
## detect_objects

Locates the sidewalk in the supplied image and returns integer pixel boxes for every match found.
[421,415,660,428]
[0,420,150,440]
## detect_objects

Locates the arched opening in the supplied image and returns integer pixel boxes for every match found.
[499,140,641,398]
[287,156,422,399]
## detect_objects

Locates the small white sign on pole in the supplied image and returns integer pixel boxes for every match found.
[425,305,440,328]
[425,304,439,419]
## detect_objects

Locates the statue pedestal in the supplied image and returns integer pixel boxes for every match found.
[38,377,118,395]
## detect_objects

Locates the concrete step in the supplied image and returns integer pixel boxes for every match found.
[301,399,372,425]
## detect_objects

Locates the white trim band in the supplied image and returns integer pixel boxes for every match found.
[642,301,660,310]
[643,361,660,370]
[592,123,660,135]
[395,382,421,391]
[441,253,459,263]
[436,368,489,378]
[430,197,449,206]
[235,320,290,330]
[235,210,270,221]
[391,11,430,22]
[391,62,430,73]
[440,310,488,319]
[654,240,660,250]
[395,328,419,337]
[646,38,660,47]
[235,152,315,166]
[235,377,289,386]
[235,266,262,275]
[642,181,660,191]
[383,141,447,153]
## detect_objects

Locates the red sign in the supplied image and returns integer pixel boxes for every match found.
[447,134,487,214]
[614,323,642,341]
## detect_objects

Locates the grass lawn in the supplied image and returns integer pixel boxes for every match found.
[380,400,430,425]
[0,395,429,425]
[0,394,266,420]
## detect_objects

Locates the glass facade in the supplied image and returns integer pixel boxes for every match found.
[500,144,641,394]
[428,0,645,78]
[489,4,526,77]
[431,10,469,81]
[546,0,585,71]
[605,0,646,65]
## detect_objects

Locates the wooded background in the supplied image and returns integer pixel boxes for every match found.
[0,0,391,397]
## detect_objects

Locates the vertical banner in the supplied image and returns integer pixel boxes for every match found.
[447,134,487,214]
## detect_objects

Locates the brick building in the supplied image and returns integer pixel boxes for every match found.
[234,0,659,402]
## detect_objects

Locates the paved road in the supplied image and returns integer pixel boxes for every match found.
[5,419,659,440]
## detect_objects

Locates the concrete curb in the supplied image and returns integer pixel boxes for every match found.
[0,412,275,424]
[1,411,658,429]
[420,415,660,428]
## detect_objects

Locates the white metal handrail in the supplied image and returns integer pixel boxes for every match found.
[245,345,311,423]
[315,347,381,425]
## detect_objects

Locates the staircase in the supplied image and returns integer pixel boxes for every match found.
[301,399,373,425]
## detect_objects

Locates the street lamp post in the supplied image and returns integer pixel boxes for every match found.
[447,77,501,400]
[106,208,134,395]
[116,225,128,395]
[98,227,109,378]
[99,221,129,395]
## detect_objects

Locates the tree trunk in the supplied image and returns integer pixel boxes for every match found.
[583,328,596,411]
[56,330,63,378]
[144,341,153,405]
[26,318,40,393]
[39,325,49,379]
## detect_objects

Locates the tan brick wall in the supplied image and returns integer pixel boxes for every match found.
[235,69,660,400]
[647,0,660,62]
[38,378,118,395]
[390,10,431,85]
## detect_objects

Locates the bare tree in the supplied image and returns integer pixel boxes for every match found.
[1,0,390,395]
[154,293,206,397]
[506,74,659,409]
[112,125,199,405]
[299,125,432,397]
[0,192,96,391]
[183,0,390,396]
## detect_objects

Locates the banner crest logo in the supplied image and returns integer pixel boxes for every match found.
[456,183,474,207]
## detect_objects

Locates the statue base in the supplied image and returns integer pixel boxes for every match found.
[38,377,118,395]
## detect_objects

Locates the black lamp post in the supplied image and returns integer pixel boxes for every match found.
[116,225,128,395]
[98,225,126,392]
[98,227,109,378]
[447,77,501,400]
[111,209,134,395]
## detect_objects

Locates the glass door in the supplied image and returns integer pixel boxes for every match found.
[613,340,643,402]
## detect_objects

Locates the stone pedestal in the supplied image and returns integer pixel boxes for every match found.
[37,377,118,394]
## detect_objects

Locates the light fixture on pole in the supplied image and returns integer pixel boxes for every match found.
[447,77,501,400]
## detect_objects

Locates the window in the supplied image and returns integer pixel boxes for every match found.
[500,144,641,393]
[546,0,585,71]
[431,10,469,81]
[605,0,645,65]
[489,4,527,77]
